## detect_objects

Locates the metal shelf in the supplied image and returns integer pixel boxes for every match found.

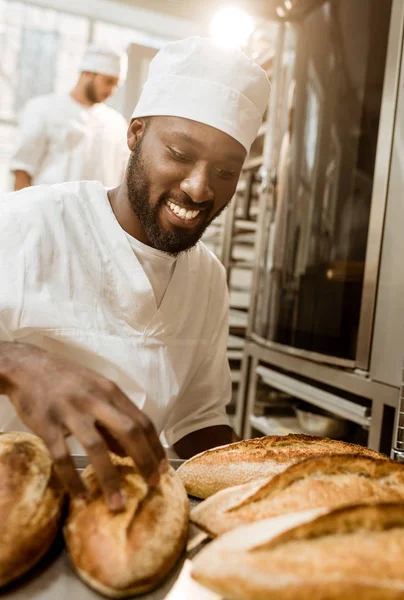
[227,349,244,361]
[249,414,304,436]
[256,365,371,427]
[228,334,245,350]
[234,220,257,231]
[231,369,241,384]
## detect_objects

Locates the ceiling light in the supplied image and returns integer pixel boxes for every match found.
[210,7,255,49]
[276,6,286,17]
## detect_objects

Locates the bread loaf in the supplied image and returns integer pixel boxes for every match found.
[177,434,387,498]
[191,454,404,536]
[64,454,189,598]
[192,502,404,600]
[0,431,65,587]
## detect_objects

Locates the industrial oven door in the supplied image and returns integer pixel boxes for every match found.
[251,0,397,369]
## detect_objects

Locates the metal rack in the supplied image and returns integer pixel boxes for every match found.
[201,41,276,421]
[392,364,404,462]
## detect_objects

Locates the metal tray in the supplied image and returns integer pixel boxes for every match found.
[1,457,206,600]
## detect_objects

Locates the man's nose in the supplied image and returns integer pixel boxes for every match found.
[180,165,214,204]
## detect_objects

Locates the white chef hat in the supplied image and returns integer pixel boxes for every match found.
[132,37,270,153]
[80,43,126,80]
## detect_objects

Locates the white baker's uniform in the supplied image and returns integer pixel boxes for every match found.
[10,94,129,187]
[0,181,231,447]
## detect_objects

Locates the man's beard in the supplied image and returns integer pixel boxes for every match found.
[84,77,100,104]
[126,144,225,256]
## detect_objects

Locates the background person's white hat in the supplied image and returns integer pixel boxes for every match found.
[132,37,270,153]
[80,43,127,80]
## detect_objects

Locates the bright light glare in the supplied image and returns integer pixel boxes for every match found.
[210,7,255,49]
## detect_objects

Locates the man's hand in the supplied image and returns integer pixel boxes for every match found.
[13,170,32,191]
[0,342,167,511]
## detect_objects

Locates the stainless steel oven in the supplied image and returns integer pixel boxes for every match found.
[249,0,402,370]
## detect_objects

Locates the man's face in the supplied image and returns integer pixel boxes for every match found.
[85,73,119,103]
[125,116,246,255]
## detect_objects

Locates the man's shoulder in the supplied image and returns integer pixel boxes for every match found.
[0,181,102,219]
[191,241,227,282]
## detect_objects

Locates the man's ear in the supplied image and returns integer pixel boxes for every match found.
[127,118,146,151]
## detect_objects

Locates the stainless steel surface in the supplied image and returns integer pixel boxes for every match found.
[250,2,395,367]
[247,23,283,339]
[234,351,252,437]
[1,458,207,600]
[238,339,399,450]
[356,0,404,371]
[294,406,349,439]
[255,365,370,426]
[163,560,221,600]
[242,355,260,439]
[251,332,356,369]
[391,449,404,462]
[245,339,400,405]
[219,193,237,279]
[392,364,404,460]
[369,8,404,387]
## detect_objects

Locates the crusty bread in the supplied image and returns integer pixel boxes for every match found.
[177,434,387,498]
[192,502,404,600]
[0,431,65,587]
[191,454,404,536]
[64,454,189,598]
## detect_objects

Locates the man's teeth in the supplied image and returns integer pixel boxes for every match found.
[167,201,200,221]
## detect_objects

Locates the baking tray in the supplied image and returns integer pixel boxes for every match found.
[1,457,207,600]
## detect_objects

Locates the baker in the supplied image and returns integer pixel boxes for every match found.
[0,37,269,511]
[10,43,129,190]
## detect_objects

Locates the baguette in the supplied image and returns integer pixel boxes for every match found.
[0,431,65,587]
[191,454,404,536]
[192,502,404,600]
[177,434,387,498]
[64,454,189,598]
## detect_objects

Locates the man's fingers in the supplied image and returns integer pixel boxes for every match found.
[86,396,162,487]
[47,433,88,498]
[96,424,127,457]
[68,418,125,512]
[112,386,167,464]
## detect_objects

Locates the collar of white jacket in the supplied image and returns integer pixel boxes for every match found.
[132,37,270,153]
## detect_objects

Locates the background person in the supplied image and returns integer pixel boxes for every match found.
[10,43,129,190]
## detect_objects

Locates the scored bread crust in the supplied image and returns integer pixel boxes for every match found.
[0,431,65,587]
[190,453,404,536]
[177,434,387,498]
[64,454,189,598]
[192,502,404,600]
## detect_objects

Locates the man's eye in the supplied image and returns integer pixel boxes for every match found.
[215,168,236,179]
[168,147,189,162]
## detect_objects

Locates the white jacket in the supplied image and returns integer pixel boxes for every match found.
[10,94,129,187]
[0,181,231,447]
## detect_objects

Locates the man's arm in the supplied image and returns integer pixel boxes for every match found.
[14,170,32,191]
[0,341,167,510]
[174,424,238,458]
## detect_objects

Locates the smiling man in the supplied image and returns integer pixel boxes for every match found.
[0,37,270,511]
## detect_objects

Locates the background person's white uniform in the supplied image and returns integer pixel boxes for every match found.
[10,45,129,188]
